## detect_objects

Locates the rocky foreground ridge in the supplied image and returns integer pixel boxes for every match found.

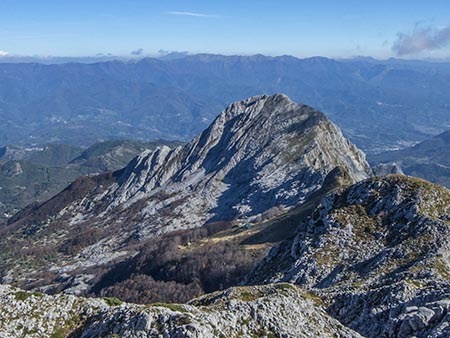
[2,175,450,337]
[0,94,371,294]
[249,175,450,337]
[0,283,360,338]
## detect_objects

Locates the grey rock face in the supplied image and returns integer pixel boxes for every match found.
[394,300,450,338]
[249,175,450,337]
[3,94,371,291]
[0,284,361,338]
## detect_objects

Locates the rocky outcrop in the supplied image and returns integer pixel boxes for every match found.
[373,162,403,176]
[2,175,450,337]
[0,140,180,224]
[0,284,361,338]
[249,175,450,337]
[1,94,371,293]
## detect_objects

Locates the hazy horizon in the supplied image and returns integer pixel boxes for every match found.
[1,0,450,60]
[2,52,450,65]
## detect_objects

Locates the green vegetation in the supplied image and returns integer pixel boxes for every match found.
[304,291,325,307]
[313,242,339,267]
[238,290,259,302]
[102,297,123,306]
[22,327,39,335]
[14,291,30,301]
[333,204,378,242]
[172,314,192,326]
[49,313,84,338]
[274,283,296,296]
[251,328,278,338]
[274,283,295,292]
[432,259,450,280]
[405,279,425,289]
[382,175,450,218]
[50,327,68,338]
[151,303,187,313]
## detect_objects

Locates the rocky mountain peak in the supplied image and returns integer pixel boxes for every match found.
[92,93,372,230]
[3,93,371,294]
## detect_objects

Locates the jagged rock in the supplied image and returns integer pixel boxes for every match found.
[394,300,450,338]
[85,93,371,232]
[1,93,450,337]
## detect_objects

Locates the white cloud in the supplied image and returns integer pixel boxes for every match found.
[0,50,9,57]
[392,25,450,56]
[166,11,218,18]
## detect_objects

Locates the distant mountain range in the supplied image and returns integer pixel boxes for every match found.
[370,129,450,187]
[1,54,450,152]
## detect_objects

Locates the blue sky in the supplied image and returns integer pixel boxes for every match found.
[1,0,450,59]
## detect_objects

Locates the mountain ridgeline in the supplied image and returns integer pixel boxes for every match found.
[249,175,450,337]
